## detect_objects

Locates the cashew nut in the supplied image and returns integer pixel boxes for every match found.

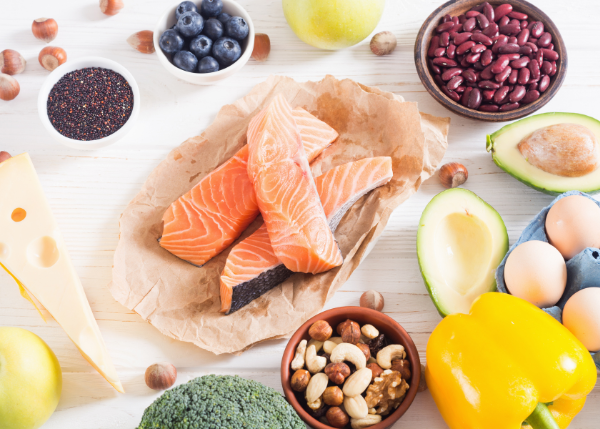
[305,372,328,403]
[344,394,369,419]
[361,324,379,339]
[323,337,343,354]
[306,344,327,374]
[330,343,366,369]
[376,344,406,370]
[308,338,324,353]
[343,368,373,398]
[351,414,382,429]
[291,339,307,371]
[307,397,322,411]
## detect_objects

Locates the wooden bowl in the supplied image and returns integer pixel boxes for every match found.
[414,0,567,121]
[281,307,421,429]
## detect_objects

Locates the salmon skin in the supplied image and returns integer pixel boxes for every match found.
[247,95,344,274]
[160,107,338,267]
[221,157,393,314]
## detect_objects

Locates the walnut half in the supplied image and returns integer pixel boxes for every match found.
[365,370,410,415]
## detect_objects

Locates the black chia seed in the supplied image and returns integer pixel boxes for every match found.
[47,67,134,141]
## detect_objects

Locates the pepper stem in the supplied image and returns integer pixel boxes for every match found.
[525,403,560,429]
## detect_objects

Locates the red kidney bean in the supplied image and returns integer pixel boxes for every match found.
[535,49,544,67]
[521,90,540,104]
[462,69,478,83]
[521,20,528,29]
[455,85,466,93]
[499,15,510,27]
[519,46,532,56]
[471,44,487,54]
[528,59,541,79]
[433,57,458,67]
[498,43,520,54]
[483,23,499,37]
[509,85,526,102]
[480,104,500,112]
[453,32,473,45]
[495,66,512,82]
[481,65,494,80]
[477,14,490,29]
[459,14,466,23]
[517,29,530,46]
[541,49,558,61]
[437,21,455,32]
[479,80,500,89]
[440,31,450,47]
[525,42,538,53]
[471,3,485,12]
[481,49,493,66]
[460,57,470,67]
[508,36,518,44]
[483,3,494,22]
[482,89,496,101]
[457,41,476,55]
[530,21,544,38]
[509,19,521,28]
[464,17,477,32]
[466,11,480,18]
[508,69,518,84]
[494,4,513,21]
[447,43,457,59]
[499,24,520,36]
[474,61,485,70]
[518,67,530,84]
[548,43,554,50]
[473,29,482,33]
[550,61,557,76]
[443,14,452,22]
[442,67,463,81]
[447,75,464,90]
[492,35,509,53]
[442,85,461,102]
[434,47,446,57]
[503,53,519,61]
[541,61,553,75]
[539,75,551,92]
[434,75,444,87]
[500,102,520,111]
[511,56,530,69]
[467,88,483,109]
[508,11,528,20]
[466,52,481,63]
[428,36,440,57]
[494,86,510,103]
[452,16,459,25]
[538,32,552,47]
[472,33,493,45]
[462,86,473,106]
[491,55,510,73]
[529,37,538,44]
[528,82,538,91]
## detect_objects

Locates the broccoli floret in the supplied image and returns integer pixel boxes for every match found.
[137,375,305,429]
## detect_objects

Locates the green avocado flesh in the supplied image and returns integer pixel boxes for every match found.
[417,188,508,318]
[487,112,600,195]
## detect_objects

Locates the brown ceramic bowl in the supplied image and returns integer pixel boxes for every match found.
[281,307,421,429]
[415,0,567,121]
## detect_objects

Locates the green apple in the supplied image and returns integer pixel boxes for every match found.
[282,0,386,50]
[0,327,62,429]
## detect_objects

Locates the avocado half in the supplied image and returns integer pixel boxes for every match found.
[487,112,600,195]
[417,188,508,318]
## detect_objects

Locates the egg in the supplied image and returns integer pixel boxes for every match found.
[504,240,567,308]
[563,287,600,352]
[546,195,600,260]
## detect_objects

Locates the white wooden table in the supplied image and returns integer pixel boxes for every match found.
[1,0,599,427]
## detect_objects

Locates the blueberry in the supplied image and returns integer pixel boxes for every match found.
[217,13,231,25]
[200,0,223,17]
[225,16,249,41]
[173,50,199,72]
[212,37,242,67]
[203,18,223,40]
[175,1,198,20]
[198,56,220,73]
[177,11,204,38]
[189,35,213,59]
[159,29,185,54]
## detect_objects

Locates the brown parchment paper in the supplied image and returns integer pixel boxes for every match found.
[109,75,449,355]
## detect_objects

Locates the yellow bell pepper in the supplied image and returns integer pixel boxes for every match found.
[426,292,597,429]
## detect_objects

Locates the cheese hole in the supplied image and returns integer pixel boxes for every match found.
[0,243,9,261]
[11,208,26,222]
[27,236,59,268]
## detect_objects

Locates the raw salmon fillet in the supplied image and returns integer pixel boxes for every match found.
[220,157,393,313]
[160,108,338,266]
[247,94,344,274]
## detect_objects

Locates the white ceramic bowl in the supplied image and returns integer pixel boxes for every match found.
[37,57,140,150]
[154,0,255,85]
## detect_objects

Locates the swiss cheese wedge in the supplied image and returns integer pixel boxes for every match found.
[0,153,123,393]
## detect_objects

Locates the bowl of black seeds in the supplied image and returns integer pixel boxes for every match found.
[38,57,140,150]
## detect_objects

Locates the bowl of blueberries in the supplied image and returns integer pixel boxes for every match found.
[154,0,254,84]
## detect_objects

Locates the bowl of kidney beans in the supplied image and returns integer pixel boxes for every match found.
[415,0,566,121]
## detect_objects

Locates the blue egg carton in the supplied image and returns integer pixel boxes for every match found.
[496,190,600,370]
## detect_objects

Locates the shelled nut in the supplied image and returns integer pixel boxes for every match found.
[291,369,311,392]
[326,406,350,428]
[309,320,333,342]
[356,343,371,361]
[32,18,58,43]
[323,386,344,406]
[324,362,351,384]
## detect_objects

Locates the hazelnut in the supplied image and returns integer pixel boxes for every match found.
[127,30,155,54]
[145,362,177,390]
[391,359,411,380]
[252,33,271,61]
[370,31,397,56]
[326,407,349,428]
[32,18,58,43]
[322,386,344,406]
[291,369,311,392]
[0,74,20,101]
[324,362,351,384]
[336,319,357,335]
[309,320,333,342]
[360,290,384,311]
[100,0,124,16]
[0,50,26,75]
[38,46,67,71]
[341,321,361,345]
[366,362,383,381]
[439,162,468,188]
[357,343,371,361]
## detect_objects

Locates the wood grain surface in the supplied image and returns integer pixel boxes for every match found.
[0,0,599,428]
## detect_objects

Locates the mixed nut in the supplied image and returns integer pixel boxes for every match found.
[290,318,411,428]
